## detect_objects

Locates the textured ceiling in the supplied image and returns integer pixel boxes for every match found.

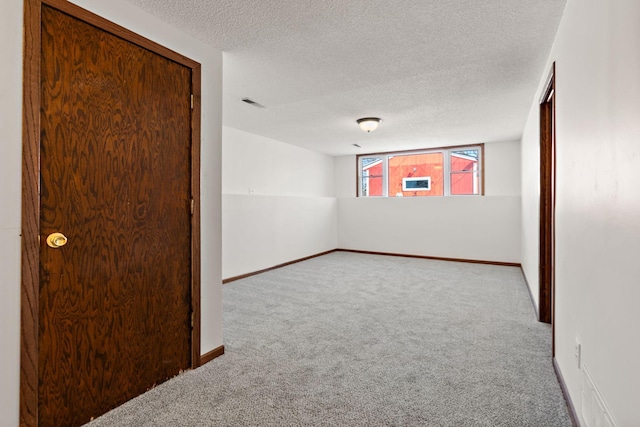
[125,0,566,156]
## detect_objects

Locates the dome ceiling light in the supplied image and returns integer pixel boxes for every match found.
[357,117,381,133]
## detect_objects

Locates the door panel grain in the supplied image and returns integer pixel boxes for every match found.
[39,6,192,425]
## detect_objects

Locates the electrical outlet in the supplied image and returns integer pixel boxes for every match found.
[574,338,581,369]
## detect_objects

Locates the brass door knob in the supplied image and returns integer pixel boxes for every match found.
[46,232,68,248]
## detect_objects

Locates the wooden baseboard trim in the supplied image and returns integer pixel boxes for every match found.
[520,266,540,320]
[222,250,337,284]
[336,249,521,268]
[200,345,225,366]
[223,249,520,285]
[553,358,581,427]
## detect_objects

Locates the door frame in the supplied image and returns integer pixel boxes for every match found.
[538,63,555,342]
[20,0,202,425]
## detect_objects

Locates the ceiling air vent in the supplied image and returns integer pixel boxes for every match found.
[241,98,265,108]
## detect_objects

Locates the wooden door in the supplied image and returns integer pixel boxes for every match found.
[25,3,199,426]
[539,63,555,330]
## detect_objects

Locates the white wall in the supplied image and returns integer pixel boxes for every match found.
[335,140,521,263]
[334,155,356,198]
[0,1,223,423]
[484,140,521,197]
[0,1,24,424]
[338,196,520,263]
[222,126,337,278]
[521,0,640,425]
[521,102,541,309]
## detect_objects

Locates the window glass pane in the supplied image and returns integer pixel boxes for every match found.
[361,157,383,196]
[388,153,443,197]
[451,172,480,195]
[450,150,480,195]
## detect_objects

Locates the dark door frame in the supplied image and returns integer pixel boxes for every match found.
[20,0,202,424]
[538,63,556,346]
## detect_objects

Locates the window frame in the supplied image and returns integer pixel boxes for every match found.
[356,144,485,197]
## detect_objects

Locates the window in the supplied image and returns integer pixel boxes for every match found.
[360,156,383,196]
[402,177,431,191]
[357,145,483,197]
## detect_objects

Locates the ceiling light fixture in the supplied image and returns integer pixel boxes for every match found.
[357,117,381,133]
